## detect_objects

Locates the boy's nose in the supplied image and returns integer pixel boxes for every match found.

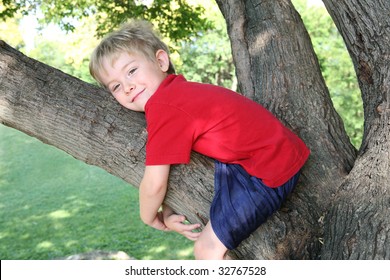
[125,84,135,95]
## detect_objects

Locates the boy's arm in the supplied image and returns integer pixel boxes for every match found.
[139,165,171,231]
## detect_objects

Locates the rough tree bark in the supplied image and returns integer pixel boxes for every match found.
[320,0,390,259]
[1,0,389,259]
[215,0,390,259]
[215,0,357,259]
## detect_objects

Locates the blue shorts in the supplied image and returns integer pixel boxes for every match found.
[210,161,300,250]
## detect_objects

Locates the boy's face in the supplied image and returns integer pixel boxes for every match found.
[100,50,169,112]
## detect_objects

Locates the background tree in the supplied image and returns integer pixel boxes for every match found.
[0,0,212,41]
[26,17,100,84]
[177,2,236,90]
[293,0,363,148]
[0,15,24,49]
[1,0,389,259]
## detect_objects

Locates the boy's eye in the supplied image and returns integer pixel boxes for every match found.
[112,84,120,92]
[128,68,137,76]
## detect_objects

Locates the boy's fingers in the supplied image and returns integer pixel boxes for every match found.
[186,223,201,230]
[176,222,200,231]
[168,214,186,222]
[178,215,186,222]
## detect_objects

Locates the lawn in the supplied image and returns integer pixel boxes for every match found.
[0,124,194,260]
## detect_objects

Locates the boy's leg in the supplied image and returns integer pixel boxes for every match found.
[209,161,301,255]
[194,222,228,260]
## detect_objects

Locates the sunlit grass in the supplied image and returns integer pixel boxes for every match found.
[0,124,194,260]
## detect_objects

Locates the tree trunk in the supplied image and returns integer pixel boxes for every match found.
[1,0,389,260]
[215,0,390,260]
[215,0,356,259]
[320,0,390,259]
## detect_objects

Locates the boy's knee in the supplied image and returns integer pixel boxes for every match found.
[193,236,226,260]
[194,238,210,260]
[193,222,228,259]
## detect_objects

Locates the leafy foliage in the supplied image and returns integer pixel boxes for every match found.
[174,2,236,89]
[0,15,24,49]
[27,17,99,85]
[0,0,213,41]
[293,0,363,148]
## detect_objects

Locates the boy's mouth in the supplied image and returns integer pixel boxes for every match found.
[131,89,145,102]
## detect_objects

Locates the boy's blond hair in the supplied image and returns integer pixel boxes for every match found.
[89,20,175,86]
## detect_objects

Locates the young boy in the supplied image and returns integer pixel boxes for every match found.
[89,21,310,259]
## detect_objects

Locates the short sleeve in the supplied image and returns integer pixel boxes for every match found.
[145,103,195,165]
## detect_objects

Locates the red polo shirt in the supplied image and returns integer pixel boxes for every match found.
[144,75,309,187]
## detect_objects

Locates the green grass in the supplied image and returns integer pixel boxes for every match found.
[0,124,194,260]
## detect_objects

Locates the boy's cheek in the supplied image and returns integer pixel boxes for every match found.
[113,96,123,105]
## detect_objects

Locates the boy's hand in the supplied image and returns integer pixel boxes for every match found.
[162,207,201,241]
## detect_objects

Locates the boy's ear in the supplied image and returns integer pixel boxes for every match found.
[155,49,170,72]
